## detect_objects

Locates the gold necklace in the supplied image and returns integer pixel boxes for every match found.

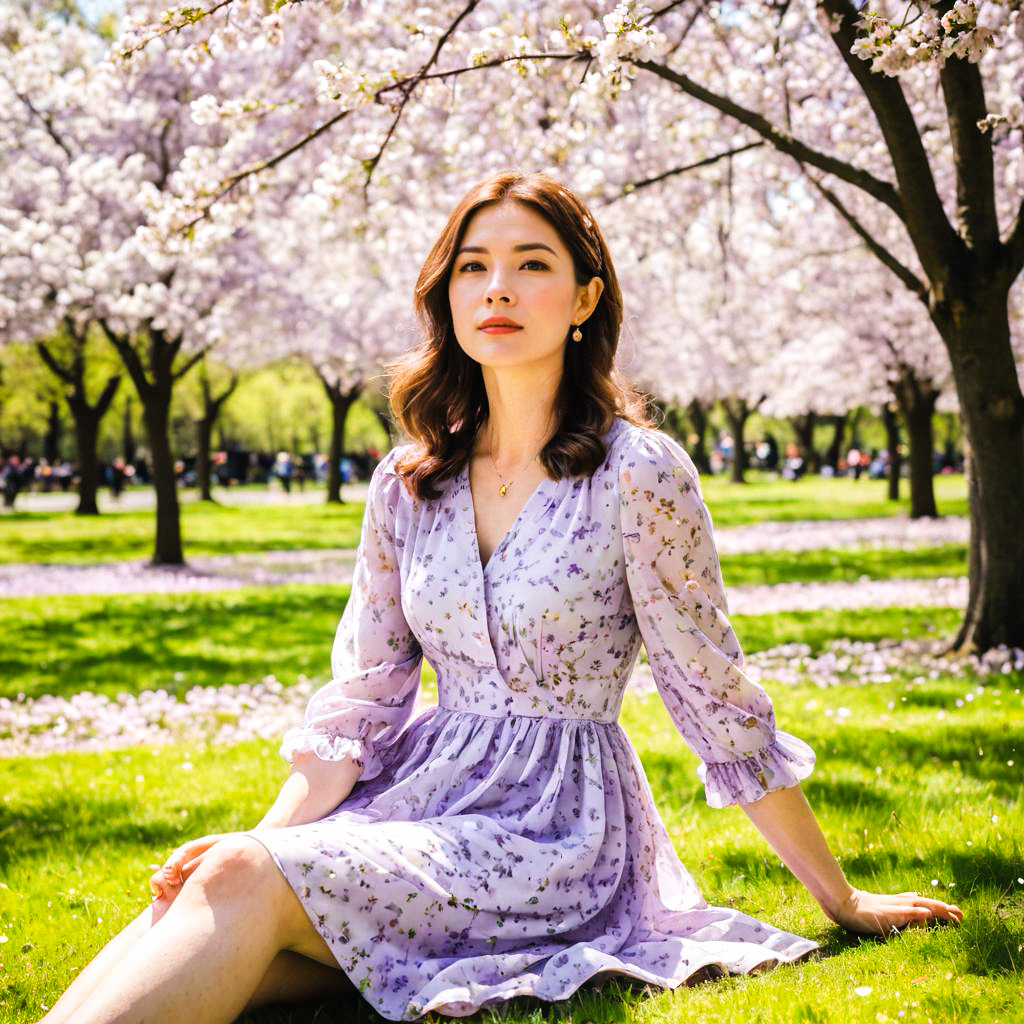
[488,424,538,497]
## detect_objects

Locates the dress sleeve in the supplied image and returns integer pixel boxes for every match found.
[279,448,422,781]
[618,428,815,809]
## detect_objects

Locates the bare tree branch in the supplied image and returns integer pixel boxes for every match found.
[364,0,482,188]
[172,345,211,382]
[632,58,906,221]
[810,175,928,303]
[818,0,959,282]
[10,87,75,159]
[611,141,764,200]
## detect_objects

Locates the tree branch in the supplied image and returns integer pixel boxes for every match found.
[818,0,959,281]
[938,54,998,256]
[172,345,211,382]
[1004,196,1024,284]
[99,318,153,401]
[612,141,764,200]
[35,340,72,385]
[632,57,906,221]
[810,177,929,303]
[181,107,353,233]
[10,87,74,160]
[365,0,482,189]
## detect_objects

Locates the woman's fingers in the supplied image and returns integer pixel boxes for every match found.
[837,888,964,935]
[154,834,225,893]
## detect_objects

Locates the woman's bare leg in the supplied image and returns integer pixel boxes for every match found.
[65,836,336,1024]
[45,912,349,1024]
[40,901,173,1024]
[242,951,354,1014]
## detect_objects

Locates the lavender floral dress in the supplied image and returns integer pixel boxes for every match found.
[250,419,818,1020]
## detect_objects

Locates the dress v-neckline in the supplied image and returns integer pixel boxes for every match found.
[461,461,551,575]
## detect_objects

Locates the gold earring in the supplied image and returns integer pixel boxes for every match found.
[571,325,583,342]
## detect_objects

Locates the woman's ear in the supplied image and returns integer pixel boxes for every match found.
[576,276,605,323]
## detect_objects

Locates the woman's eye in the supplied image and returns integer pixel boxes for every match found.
[521,260,548,271]
[458,261,485,273]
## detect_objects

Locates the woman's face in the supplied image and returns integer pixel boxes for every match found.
[447,201,602,374]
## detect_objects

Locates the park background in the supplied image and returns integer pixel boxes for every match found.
[1,0,1022,1022]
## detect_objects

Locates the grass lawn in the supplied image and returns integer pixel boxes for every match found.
[1,667,1020,1023]
[0,589,967,701]
[0,502,365,565]
[700,473,968,527]
[0,474,967,565]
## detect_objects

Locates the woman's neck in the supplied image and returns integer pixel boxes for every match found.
[478,364,560,467]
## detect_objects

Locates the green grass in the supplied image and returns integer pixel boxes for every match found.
[0,502,365,565]
[1,670,1020,1023]
[721,544,966,586]
[0,474,968,565]
[700,473,968,528]
[0,593,966,702]
[0,585,349,700]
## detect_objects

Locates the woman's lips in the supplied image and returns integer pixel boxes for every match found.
[480,326,522,334]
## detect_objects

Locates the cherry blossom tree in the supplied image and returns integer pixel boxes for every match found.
[105,0,1022,647]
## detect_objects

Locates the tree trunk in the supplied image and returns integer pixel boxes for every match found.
[936,295,1024,652]
[123,396,137,464]
[35,331,120,517]
[68,376,121,516]
[373,407,394,447]
[881,403,902,502]
[44,400,62,464]
[322,376,361,504]
[100,319,206,566]
[893,368,939,519]
[686,400,712,475]
[823,413,847,473]
[721,398,752,484]
[791,412,819,475]
[142,389,183,564]
[848,407,864,451]
[195,368,238,502]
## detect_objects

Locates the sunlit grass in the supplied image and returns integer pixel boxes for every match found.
[0,474,968,565]
[0,592,967,702]
[1,670,1019,1023]
[700,473,967,527]
[0,502,365,565]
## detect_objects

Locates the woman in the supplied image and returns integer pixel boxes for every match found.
[42,172,962,1024]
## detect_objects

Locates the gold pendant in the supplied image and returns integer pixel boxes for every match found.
[499,483,509,496]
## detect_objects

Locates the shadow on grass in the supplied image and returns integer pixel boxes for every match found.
[0,587,347,700]
[0,791,238,868]
[823,726,1023,800]
[242,969,705,1024]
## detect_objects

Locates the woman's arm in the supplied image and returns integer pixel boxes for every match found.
[152,753,362,899]
[253,751,362,831]
[741,784,963,934]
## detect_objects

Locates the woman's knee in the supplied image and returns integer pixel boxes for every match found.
[181,836,278,907]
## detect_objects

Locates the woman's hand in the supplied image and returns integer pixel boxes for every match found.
[825,887,964,935]
[149,833,242,902]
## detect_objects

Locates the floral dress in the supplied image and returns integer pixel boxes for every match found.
[249,418,818,1020]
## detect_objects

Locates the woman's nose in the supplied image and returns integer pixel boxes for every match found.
[484,273,514,305]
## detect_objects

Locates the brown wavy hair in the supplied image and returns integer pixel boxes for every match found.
[389,170,652,500]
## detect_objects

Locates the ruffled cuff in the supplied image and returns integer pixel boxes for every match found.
[279,727,384,781]
[697,730,816,809]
